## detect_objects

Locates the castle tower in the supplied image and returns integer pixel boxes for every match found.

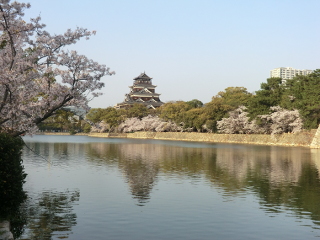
[115,73,164,109]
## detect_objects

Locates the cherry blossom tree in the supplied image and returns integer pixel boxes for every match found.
[90,121,111,133]
[217,106,257,134]
[259,106,303,134]
[117,115,182,133]
[0,1,114,137]
[155,120,182,132]
[217,106,303,134]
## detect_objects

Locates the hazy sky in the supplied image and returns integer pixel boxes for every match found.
[24,0,320,108]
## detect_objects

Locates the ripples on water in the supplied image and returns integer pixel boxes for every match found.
[12,135,320,239]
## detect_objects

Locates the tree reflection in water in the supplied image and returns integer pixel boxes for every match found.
[0,191,27,240]
[86,141,320,226]
[118,157,157,206]
[19,189,79,240]
[87,142,160,206]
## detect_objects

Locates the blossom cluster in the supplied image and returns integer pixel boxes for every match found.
[0,1,114,136]
[116,115,182,133]
[217,106,303,134]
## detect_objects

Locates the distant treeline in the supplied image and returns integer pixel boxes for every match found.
[41,69,320,134]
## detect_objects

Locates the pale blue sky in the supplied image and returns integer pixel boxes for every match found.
[24,0,320,108]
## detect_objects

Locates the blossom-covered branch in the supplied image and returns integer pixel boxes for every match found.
[0,1,114,136]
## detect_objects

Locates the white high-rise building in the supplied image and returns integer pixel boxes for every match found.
[270,67,313,80]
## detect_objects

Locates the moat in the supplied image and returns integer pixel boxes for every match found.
[17,135,320,239]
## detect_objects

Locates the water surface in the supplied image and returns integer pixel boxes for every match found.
[17,135,320,239]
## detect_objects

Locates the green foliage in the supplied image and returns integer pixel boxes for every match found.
[126,104,150,119]
[86,107,122,127]
[158,101,210,131]
[281,69,320,129]
[159,101,192,123]
[85,108,107,123]
[86,106,148,130]
[157,89,252,133]
[38,109,81,132]
[83,123,92,133]
[216,87,253,108]
[0,133,27,220]
[85,105,152,132]
[101,107,121,127]
[186,99,203,108]
[182,108,206,131]
[247,77,284,119]
[201,87,253,132]
[203,97,233,132]
[69,129,77,135]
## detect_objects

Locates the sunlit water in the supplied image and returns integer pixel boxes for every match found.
[17,135,320,239]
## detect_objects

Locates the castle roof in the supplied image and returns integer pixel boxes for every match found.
[130,83,157,88]
[130,92,161,97]
[133,72,152,81]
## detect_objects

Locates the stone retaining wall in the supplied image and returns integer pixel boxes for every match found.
[89,125,320,148]
[310,126,320,148]
[36,132,88,136]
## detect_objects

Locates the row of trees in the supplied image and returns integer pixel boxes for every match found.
[85,70,320,134]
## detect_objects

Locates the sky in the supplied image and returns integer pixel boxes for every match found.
[23,0,320,108]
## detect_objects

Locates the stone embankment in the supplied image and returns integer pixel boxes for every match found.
[310,125,320,148]
[38,125,320,148]
[89,125,320,148]
[36,132,88,136]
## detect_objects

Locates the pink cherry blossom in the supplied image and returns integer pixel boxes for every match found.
[0,1,114,136]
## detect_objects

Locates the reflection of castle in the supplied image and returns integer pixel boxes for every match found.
[87,142,162,206]
[113,144,161,206]
[115,73,164,109]
[122,158,158,206]
[86,141,320,220]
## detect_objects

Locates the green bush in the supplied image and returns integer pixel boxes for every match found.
[0,133,27,219]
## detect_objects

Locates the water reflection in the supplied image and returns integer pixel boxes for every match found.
[24,141,87,167]
[87,143,160,206]
[212,146,320,225]
[86,141,320,224]
[21,136,320,238]
[0,190,26,240]
[19,189,79,240]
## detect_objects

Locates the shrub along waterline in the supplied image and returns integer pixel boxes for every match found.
[0,133,27,237]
